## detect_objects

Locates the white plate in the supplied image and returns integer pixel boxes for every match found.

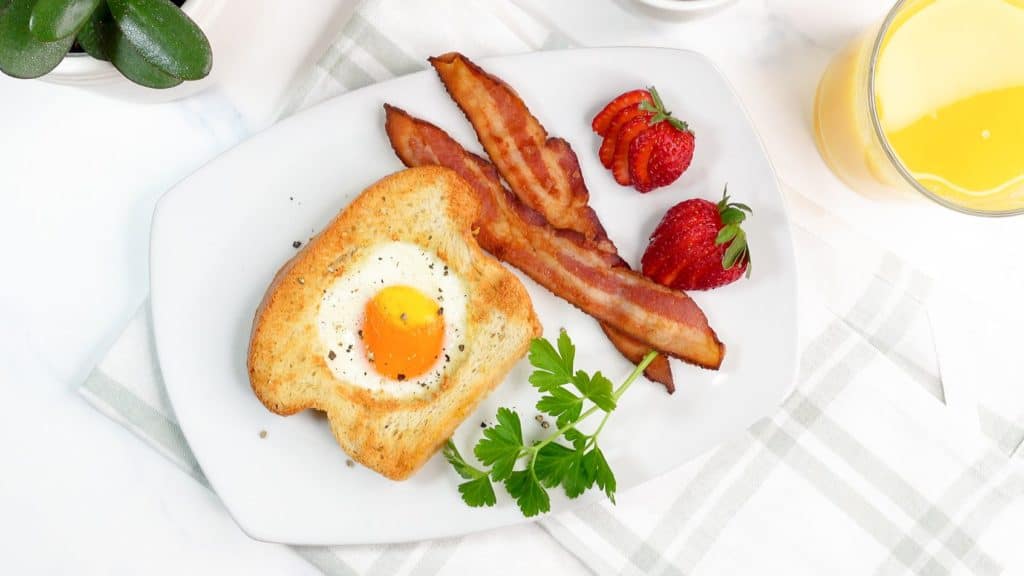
[631,0,739,15]
[151,47,798,545]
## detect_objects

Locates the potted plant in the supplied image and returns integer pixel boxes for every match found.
[0,0,214,100]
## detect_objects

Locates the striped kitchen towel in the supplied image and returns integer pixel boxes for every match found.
[80,0,1024,574]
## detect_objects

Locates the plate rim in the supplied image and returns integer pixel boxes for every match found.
[150,45,801,545]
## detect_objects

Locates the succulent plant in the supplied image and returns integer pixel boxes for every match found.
[0,0,211,88]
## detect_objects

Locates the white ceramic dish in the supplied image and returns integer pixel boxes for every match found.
[631,0,739,15]
[150,47,798,545]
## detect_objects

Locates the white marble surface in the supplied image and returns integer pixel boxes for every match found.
[2,0,1021,573]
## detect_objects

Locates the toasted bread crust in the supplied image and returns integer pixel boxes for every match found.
[248,167,540,480]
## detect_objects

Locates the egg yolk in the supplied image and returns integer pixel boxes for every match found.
[362,285,445,381]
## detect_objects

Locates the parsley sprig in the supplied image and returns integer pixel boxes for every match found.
[444,330,658,517]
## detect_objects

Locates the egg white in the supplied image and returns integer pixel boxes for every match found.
[316,241,469,399]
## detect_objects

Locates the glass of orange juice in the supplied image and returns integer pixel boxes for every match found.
[814,0,1024,216]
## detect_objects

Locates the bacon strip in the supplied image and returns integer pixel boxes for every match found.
[430,52,676,391]
[385,105,725,371]
[430,52,609,247]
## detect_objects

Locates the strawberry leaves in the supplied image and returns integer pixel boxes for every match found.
[445,331,658,517]
[639,85,690,133]
[715,186,752,276]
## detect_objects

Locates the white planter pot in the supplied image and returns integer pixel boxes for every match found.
[40,0,231,103]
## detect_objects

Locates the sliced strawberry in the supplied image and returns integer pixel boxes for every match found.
[598,105,649,168]
[628,124,660,193]
[592,89,652,136]
[628,121,694,193]
[612,115,651,185]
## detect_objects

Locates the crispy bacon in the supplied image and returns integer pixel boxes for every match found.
[430,52,611,249]
[600,323,675,392]
[385,105,725,371]
[429,52,677,390]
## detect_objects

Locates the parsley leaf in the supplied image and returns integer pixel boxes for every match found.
[573,370,616,412]
[528,336,573,391]
[536,386,583,427]
[564,427,589,451]
[556,329,575,373]
[473,407,524,481]
[443,440,497,507]
[457,475,497,508]
[442,440,478,480]
[584,446,617,503]
[505,469,550,517]
[533,442,577,488]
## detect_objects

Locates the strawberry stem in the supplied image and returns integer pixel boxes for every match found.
[714,185,752,274]
[640,86,691,133]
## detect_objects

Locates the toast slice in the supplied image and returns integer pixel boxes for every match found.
[248,166,541,480]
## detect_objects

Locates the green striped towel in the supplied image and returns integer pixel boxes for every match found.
[81,1,1024,574]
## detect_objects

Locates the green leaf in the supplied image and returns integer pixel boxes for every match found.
[529,337,571,377]
[647,85,667,115]
[505,469,550,517]
[533,442,576,488]
[528,337,572,391]
[74,4,106,59]
[720,207,746,225]
[732,202,753,213]
[570,370,616,412]
[564,427,589,451]
[584,447,617,503]
[715,225,739,246]
[0,0,74,79]
[536,387,583,427]
[582,371,616,412]
[667,117,690,133]
[442,440,479,480]
[534,442,593,499]
[561,452,594,499]
[457,475,497,508]
[718,185,731,209]
[722,231,748,270]
[444,441,498,507]
[556,330,575,376]
[473,407,524,481]
[527,371,570,392]
[107,0,210,80]
[29,0,100,41]
[77,2,182,88]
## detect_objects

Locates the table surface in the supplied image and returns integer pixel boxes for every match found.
[3,1,1021,573]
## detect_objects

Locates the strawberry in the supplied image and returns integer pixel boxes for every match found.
[611,114,653,184]
[599,105,650,169]
[628,87,695,193]
[592,89,652,136]
[641,187,752,291]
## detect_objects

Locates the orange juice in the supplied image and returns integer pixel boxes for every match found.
[814,0,1024,214]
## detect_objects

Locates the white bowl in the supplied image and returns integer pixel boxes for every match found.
[41,0,231,102]
[632,0,739,15]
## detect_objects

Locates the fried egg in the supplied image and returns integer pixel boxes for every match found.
[316,241,468,399]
